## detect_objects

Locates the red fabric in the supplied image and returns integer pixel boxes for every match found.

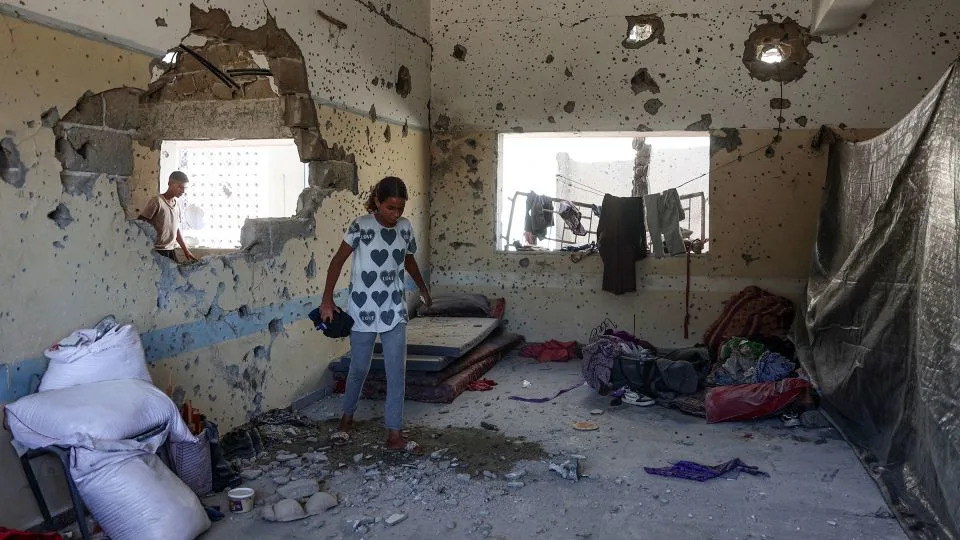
[703,286,795,358]
[520,341,579,363]
[490,298,506,320]
[0,529,62,540]
[467,378,497,391]
[705,378,812,423]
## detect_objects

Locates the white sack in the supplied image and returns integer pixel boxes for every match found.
[40,324,151,392]
[5,379,195,452]
[73,451,210,540]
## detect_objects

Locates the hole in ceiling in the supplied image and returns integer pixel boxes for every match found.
[625,23,654,44]
[759,45,784,64]
[162,51,179,64]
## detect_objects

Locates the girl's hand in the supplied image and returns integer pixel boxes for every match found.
[419,289,433,308]
[320,298,338,323]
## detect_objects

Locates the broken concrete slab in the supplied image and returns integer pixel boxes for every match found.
[304,491,338,514]
[261,498,307,522]
[267,57,310,94]
[276,478,319,500]
[241,217,316,259]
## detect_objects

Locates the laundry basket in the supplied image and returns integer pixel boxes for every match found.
[169,427,213,497]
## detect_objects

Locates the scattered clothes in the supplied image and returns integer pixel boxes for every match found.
[644,188,686,258]
[603,329,657,352]
[644,458,769,482]
[520,340,579,362]
[509,381,586,403]
[755,351,795,382]
[524,192,554,240]
[556,200,587,235]
[706,378,812,423]
[710,338,766,385]
[597,193,647,294]
[467,378,497,391]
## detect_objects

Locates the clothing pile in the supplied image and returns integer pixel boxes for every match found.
[709,337,796,386]
[520,340,579,363]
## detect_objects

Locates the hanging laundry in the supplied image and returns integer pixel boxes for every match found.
[524,192,554,241]
[597,194,647,294]
[644,188,686,258]
[555,200,587,236]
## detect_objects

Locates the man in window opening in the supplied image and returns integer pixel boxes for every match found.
[138,171,199,263]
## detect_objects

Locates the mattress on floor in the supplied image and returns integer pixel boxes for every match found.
[335,330,521,384]
[334,353,453,373]
[331,331,522,403]
[373,317,501,357]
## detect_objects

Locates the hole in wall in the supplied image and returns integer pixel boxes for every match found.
[621,15,665,49]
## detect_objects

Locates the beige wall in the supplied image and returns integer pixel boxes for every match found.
[0,13,430,529]
[430,128,876,345]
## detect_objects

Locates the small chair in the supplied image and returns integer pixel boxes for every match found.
[19,424,168,540]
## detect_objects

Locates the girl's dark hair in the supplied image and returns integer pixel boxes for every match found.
[366,176,408,212]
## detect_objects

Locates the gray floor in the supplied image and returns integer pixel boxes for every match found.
[202,353,904,539]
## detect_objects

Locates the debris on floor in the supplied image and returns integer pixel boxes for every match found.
[643,458,769,482]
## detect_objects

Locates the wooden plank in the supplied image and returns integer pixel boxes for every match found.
[374,317,501,357]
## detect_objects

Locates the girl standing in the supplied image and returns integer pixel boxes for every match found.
[319,176,431,453]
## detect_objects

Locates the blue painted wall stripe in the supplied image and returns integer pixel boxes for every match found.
[1,275,425,403]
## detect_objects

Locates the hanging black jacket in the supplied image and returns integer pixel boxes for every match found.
[597,194,647,294]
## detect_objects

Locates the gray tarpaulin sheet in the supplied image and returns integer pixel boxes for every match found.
[797,60,959,540]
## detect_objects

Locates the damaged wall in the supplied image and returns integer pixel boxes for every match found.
[0,9,429,529]
[428,0,958,344]
[0,0,431,128]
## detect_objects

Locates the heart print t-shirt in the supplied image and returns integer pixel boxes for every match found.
[343,214,418,333]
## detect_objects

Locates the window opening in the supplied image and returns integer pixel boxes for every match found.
[497,133,710,254]
[158,139,306,250]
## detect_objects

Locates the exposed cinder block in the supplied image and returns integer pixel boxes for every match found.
[293,128,348,162]
[240,217,315,259]
[283,94,317,128]
[62,91,103,126]
[296,187,335,218]
[102,87,143,130]
[56,127,133,175]
[307,160,356,192]
[268,57,309,94]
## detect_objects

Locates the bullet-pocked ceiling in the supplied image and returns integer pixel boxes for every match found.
[430,0,960,132]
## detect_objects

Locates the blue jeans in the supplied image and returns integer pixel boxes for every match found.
[341,324,407,430]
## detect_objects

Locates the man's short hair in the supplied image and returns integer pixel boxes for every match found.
[169,171,189,184]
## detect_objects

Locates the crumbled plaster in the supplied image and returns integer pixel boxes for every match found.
[630,68,660,95]
[770,98,791,109]
[0,137,26,188]
[452,44,467,61]
[46,203,73,229]
[315,9,347,31]
[563,101,576,113]
[710,128,743,155]
[396,66,412,98]
[686,113,712,131]
[643,99,663,115]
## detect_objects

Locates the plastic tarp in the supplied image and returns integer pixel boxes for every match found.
[796,60,960,539]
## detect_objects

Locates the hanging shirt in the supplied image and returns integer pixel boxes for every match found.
[343,214,418,333]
